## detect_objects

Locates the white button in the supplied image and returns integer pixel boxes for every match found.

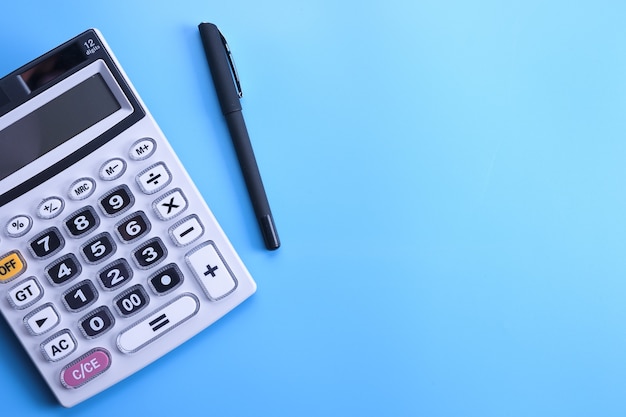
[186,242,237,300]
[153,188,187,220]
[6,215,32,237]
[99,158,127,180]
[136,163,171,194]
[129,138,156,161]
[41,330,77,362]
[117,294,199,353]
[37,197,65,219]
[8,277,43,309]
[25,303,59,335]
[68,178,96,200]
[169,215,203,246]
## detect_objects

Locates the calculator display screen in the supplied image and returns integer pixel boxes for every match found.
[0,74,121,181]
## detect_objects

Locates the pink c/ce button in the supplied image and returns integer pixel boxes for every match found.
[61,348,111,389]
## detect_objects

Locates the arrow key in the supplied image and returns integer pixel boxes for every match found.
[25,303,59,335]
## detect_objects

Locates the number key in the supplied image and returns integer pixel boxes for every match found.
[64,206,99,237]
[29,227,64,259]
[99,185,134,216]
[79,306,114,338]
[97,259,133,290]
[115,211,150,243]
[46,254,82,285]
[132,237,167,269]
[114,285,149,317]
[62,280,98,312]
[81,232,116,264]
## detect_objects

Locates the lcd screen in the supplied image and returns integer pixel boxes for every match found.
[0,74,121,181]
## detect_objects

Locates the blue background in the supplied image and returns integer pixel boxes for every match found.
[1,1,626,416]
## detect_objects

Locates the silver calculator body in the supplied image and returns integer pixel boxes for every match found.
[0,29,256,407]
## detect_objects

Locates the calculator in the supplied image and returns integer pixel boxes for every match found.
[0,29,256,407]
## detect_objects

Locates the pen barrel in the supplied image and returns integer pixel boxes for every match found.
[225,111,280,250]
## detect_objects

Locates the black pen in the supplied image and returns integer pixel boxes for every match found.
[198,22,280,250]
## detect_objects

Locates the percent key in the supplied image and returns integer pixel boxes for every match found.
[6,215,32,237]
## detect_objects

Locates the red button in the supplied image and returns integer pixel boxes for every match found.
[61,349,111,388]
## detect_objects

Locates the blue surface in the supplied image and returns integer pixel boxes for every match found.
[2,1,626,416]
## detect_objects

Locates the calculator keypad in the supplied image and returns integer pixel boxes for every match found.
[99,158,126,181]
[12,153,213,348]
[132,237,167,269]
[170,215,204,246]
[113,284,149,317]
[186,241,237,300]
[0,133,255,407]
[6,214,33,237]
[68,178,96,201]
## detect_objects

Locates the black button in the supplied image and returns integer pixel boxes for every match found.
[81,232,116,264]
[64,206,99,237]
[114,285,149,317]
[79,306,114,338]
[149,264,183,295]
[46,254,82,285]
[132,237,167,269]
[29,227,64,259]
[115,211,151,243]
[97,259,133,290]
[63,280,98,311]
[99,185,134,216]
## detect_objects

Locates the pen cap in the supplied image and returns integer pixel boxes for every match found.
[199,23,242,115]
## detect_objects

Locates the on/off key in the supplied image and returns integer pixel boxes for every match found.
[0,251,26,283]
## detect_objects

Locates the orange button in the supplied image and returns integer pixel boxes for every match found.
[0,251,25,283]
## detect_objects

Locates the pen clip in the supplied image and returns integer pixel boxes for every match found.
[219,29,243,98]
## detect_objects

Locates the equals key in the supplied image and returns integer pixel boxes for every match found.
[117,294,199,353]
